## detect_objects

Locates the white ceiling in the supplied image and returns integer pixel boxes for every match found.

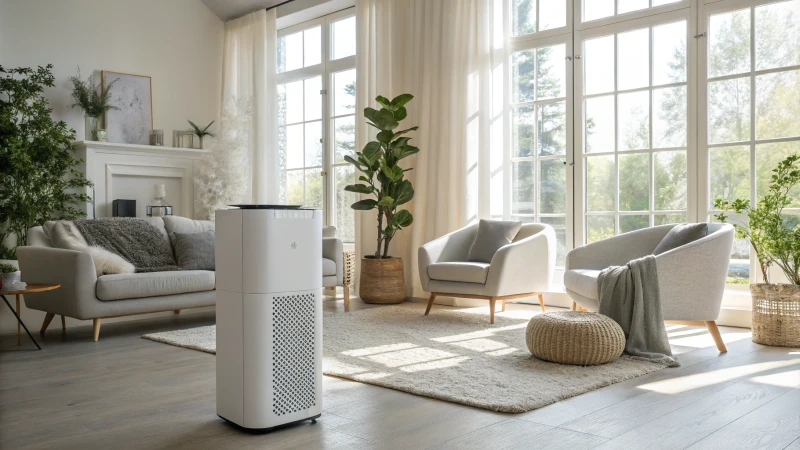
[201,0,284,21]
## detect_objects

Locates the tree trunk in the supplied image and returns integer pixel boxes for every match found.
[375,209,383,258]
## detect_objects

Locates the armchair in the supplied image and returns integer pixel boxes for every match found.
[564,223,735,352]
[418,223,556,323]
[322,226,348,308]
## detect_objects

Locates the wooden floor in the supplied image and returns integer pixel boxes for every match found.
[1,295,798,450]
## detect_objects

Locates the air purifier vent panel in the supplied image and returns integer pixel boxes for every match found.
[272,293,317,416]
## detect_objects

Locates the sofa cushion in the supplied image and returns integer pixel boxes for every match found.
[163,216,215,235]
[564,269,602,300]
[173,230,215,270]
[428,262,491,284]
[322,258,337,276]
[653,223,708,255]
[467,219,522,263]
[97,270,215,301]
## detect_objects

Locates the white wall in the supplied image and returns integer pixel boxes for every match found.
[0,0,224,337]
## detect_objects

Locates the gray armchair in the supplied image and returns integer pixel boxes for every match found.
[322,226,348,308]
[564,223,735,352]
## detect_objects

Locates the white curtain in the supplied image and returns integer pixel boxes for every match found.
[221,9,280,204]
[355,0,491,297]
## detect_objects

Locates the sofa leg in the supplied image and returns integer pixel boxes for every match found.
[705,321,727,353]
[343,285,350,311]
[93,318,102,342]
[537,293,546,313]
[425,293,437,316]
[489,298,496,324]
[61,315,66,331]
[571,301,576,311]
[174,310,180,315]
[40,313,55,335]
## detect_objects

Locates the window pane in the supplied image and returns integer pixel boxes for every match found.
[512,161,535,214]
[756,69,800,140]
[513,105,536,158]
[513,49,536,102]
[286,170,304,205]
[334,116,356,163]
[654,213,686,225]
[285,81,303,124]
[587,215,615,242]
[334,166,356,243]
[584,0,614,22]
[618,91,650,151]
[305,168,323,208]
[620,215,650,233]
[303,26,321,67]
[277,84,287,126]
[653,21,687,85]
[617,28,650,91]
[305,121,322,167]
[332,16,356,60]
[538,101,567,156]
[280,32,303,72]
[585,35,615,95]
[755,1,800,71]
[619,153,649,211]
[653,0,681,6]
[618,0,648,15]
[709,145,750,207]
[654,151,687,210]
[587,155,615,211]
[333,69,357,116]
[304,77,322,121]
[540,159,566,214]
[756,141,800,206]
[539,0,567,30]
[709,77,751,144]
[286,124,304,169]
[709,9,751,78]
[540,216,567,266]
[653,86,687,148]
[512,0,536,36]
[537,44,566,99]
[728,239,750,284]
[585,95,615,153]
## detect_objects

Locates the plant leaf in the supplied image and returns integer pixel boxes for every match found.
[392,209,413,227]
[377,196,394,207]
[344,184,374,194]
[393,180,414,205]
[351,199,377,210]
[394,106,407,121]
[391,94,414,108]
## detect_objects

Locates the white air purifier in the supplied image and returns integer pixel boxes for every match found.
[215,206,322,430]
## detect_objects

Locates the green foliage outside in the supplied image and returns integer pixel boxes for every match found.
[345,94,418,258]
[0,65,92,258]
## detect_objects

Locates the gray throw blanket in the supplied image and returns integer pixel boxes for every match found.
[74,218,181,273]
[597,255,679,367]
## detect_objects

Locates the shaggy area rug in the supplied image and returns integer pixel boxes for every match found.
[142,304,668,412]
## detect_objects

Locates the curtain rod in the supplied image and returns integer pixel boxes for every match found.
[266,0,294,11]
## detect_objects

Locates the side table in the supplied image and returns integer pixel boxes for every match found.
[0,284,60,350]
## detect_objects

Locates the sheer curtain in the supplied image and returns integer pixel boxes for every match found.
[355,0,492,298]
[221,9,280,204]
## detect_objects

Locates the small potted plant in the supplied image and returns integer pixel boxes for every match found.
[69,68,118,141]
[344,94,418,304]
[0,262,21,291]
[715,154,800,347]
[187,120,215,149]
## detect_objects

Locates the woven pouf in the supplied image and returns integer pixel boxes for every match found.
[526,311,625,366]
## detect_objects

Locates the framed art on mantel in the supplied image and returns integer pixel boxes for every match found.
[101,70,152,145]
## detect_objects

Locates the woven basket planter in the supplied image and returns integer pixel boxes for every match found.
[751,283,800,347]
[526,311,625,366]
[359,257,406,304]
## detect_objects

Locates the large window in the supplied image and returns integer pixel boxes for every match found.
[277,9,356,243]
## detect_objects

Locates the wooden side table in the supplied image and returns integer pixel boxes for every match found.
[343,251,356,310]
[0,284,60,350]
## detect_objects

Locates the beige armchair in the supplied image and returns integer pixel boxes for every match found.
[418,223,556,323]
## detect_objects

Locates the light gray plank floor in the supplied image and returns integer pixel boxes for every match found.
[1,295,798,450]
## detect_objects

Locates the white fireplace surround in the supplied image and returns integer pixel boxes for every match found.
[74,141,208,219]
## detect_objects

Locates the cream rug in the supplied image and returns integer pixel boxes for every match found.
[142,304,668,413]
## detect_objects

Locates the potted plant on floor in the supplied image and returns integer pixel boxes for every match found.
[344,94,418,304]
[715,154,800,347]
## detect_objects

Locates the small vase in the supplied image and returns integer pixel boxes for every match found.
[85,116,102,141]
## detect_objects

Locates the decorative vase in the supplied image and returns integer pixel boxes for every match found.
[359,257,406,304]
[85,115,102,141]
[750,283,800,347]
[1,270,21,291]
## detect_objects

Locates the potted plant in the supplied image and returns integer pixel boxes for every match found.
[1,65,93,257]
[187,120,215,149]
[344,94,418,304]
[0,262,21,291]
[69,68,118,141]
[715,154,800,347]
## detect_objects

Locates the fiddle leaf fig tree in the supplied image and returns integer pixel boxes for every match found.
[345,94,418,259]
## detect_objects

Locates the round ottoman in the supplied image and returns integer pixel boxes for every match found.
[526,311,625,365]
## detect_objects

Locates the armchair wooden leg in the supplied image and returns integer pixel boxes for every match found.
[92,318,102,342]
[174,310,180,315]
[571,301,577,311]
[489,298,496,324]
[40,313,55,335]
[424,293,437,316]
[705,320,727,353]
[501,299,506,312]
[343,285,350,311]
[61,315,66,331]
[537,293,546,313]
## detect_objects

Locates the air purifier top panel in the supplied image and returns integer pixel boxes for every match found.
[228,204,304,209]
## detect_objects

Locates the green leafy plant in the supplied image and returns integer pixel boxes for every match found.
[345,94,418,259]
[0,65,93,256]
[715,154,800,284]
[187,120,215,148]
[0,263,17,274]
[69,68,119,118]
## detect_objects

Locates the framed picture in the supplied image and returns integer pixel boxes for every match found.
[101,71,153,145]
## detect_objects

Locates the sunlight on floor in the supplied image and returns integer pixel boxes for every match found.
[638,359,800,393]
[450,338,510,352]
[365,347,457,368]
[751,369,800,388]
[665,325,751,349]
[400,356,471,373]
[342,343,417,357]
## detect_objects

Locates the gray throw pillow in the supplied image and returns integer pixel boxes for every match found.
[653,223,708,255]
[172,230,215,270]
[467,219,523,263]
